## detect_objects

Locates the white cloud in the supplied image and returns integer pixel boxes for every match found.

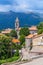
[0,0,43,12]
[11,0,43,12]
[0,5,11,12]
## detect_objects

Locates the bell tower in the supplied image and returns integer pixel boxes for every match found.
[15,17,19,31]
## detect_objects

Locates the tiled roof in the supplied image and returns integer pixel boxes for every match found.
[1,28,12,34]
[25,33,37,39]
[25,34,34,39]
[25,33,43,39]
[16,26,37,31]
[33,33,43,39]
[12,38,20,43]
[29,26,37,31]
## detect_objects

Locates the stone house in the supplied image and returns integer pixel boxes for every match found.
[32,34,43,46]
[25,33,43,55]
[31,34,43,55]
[25,34,34,50]
[1,28,12,34]
[29,26,37,34]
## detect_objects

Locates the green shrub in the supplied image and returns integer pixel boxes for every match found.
[0,55,19,64]
[14,50,19,56]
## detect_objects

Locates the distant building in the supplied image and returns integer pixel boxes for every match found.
[29,26,37,34]
[0,33,4,35]
[1,28,12,34]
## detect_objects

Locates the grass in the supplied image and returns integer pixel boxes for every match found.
[0,55,20,64]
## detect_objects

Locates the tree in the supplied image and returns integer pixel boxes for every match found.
[38,29,43,34]
[14,50,19,56]
[19,35,25,45]
[19,27,30,36]
[37,22,43,34]
[37,22,43,29]
[9,30,17,38]
[0,34,12,59]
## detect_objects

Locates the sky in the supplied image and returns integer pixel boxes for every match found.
[0,0,43,13]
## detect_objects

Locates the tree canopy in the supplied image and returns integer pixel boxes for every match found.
[0,34,20,61]
[19,35,25,45]
[9,30,17,38]
[37,22,43,29]
[37,22,43,34]
[0,34,12,60]
[19,27,30,36]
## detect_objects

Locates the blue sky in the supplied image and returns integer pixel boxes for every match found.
[0,0,43,13]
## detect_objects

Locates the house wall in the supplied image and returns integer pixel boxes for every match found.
[29,52,39,57]
[30,30,37,34]
[25,38,32,50]
[32,36,43,46]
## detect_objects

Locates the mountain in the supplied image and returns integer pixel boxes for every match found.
[0,11,42,30]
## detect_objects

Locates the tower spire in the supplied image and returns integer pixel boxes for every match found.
[15,17,19,30]
[15,17,19,22]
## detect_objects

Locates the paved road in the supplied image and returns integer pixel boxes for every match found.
[20,57,43,65]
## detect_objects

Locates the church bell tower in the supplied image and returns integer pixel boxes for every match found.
[15,17,19,31]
